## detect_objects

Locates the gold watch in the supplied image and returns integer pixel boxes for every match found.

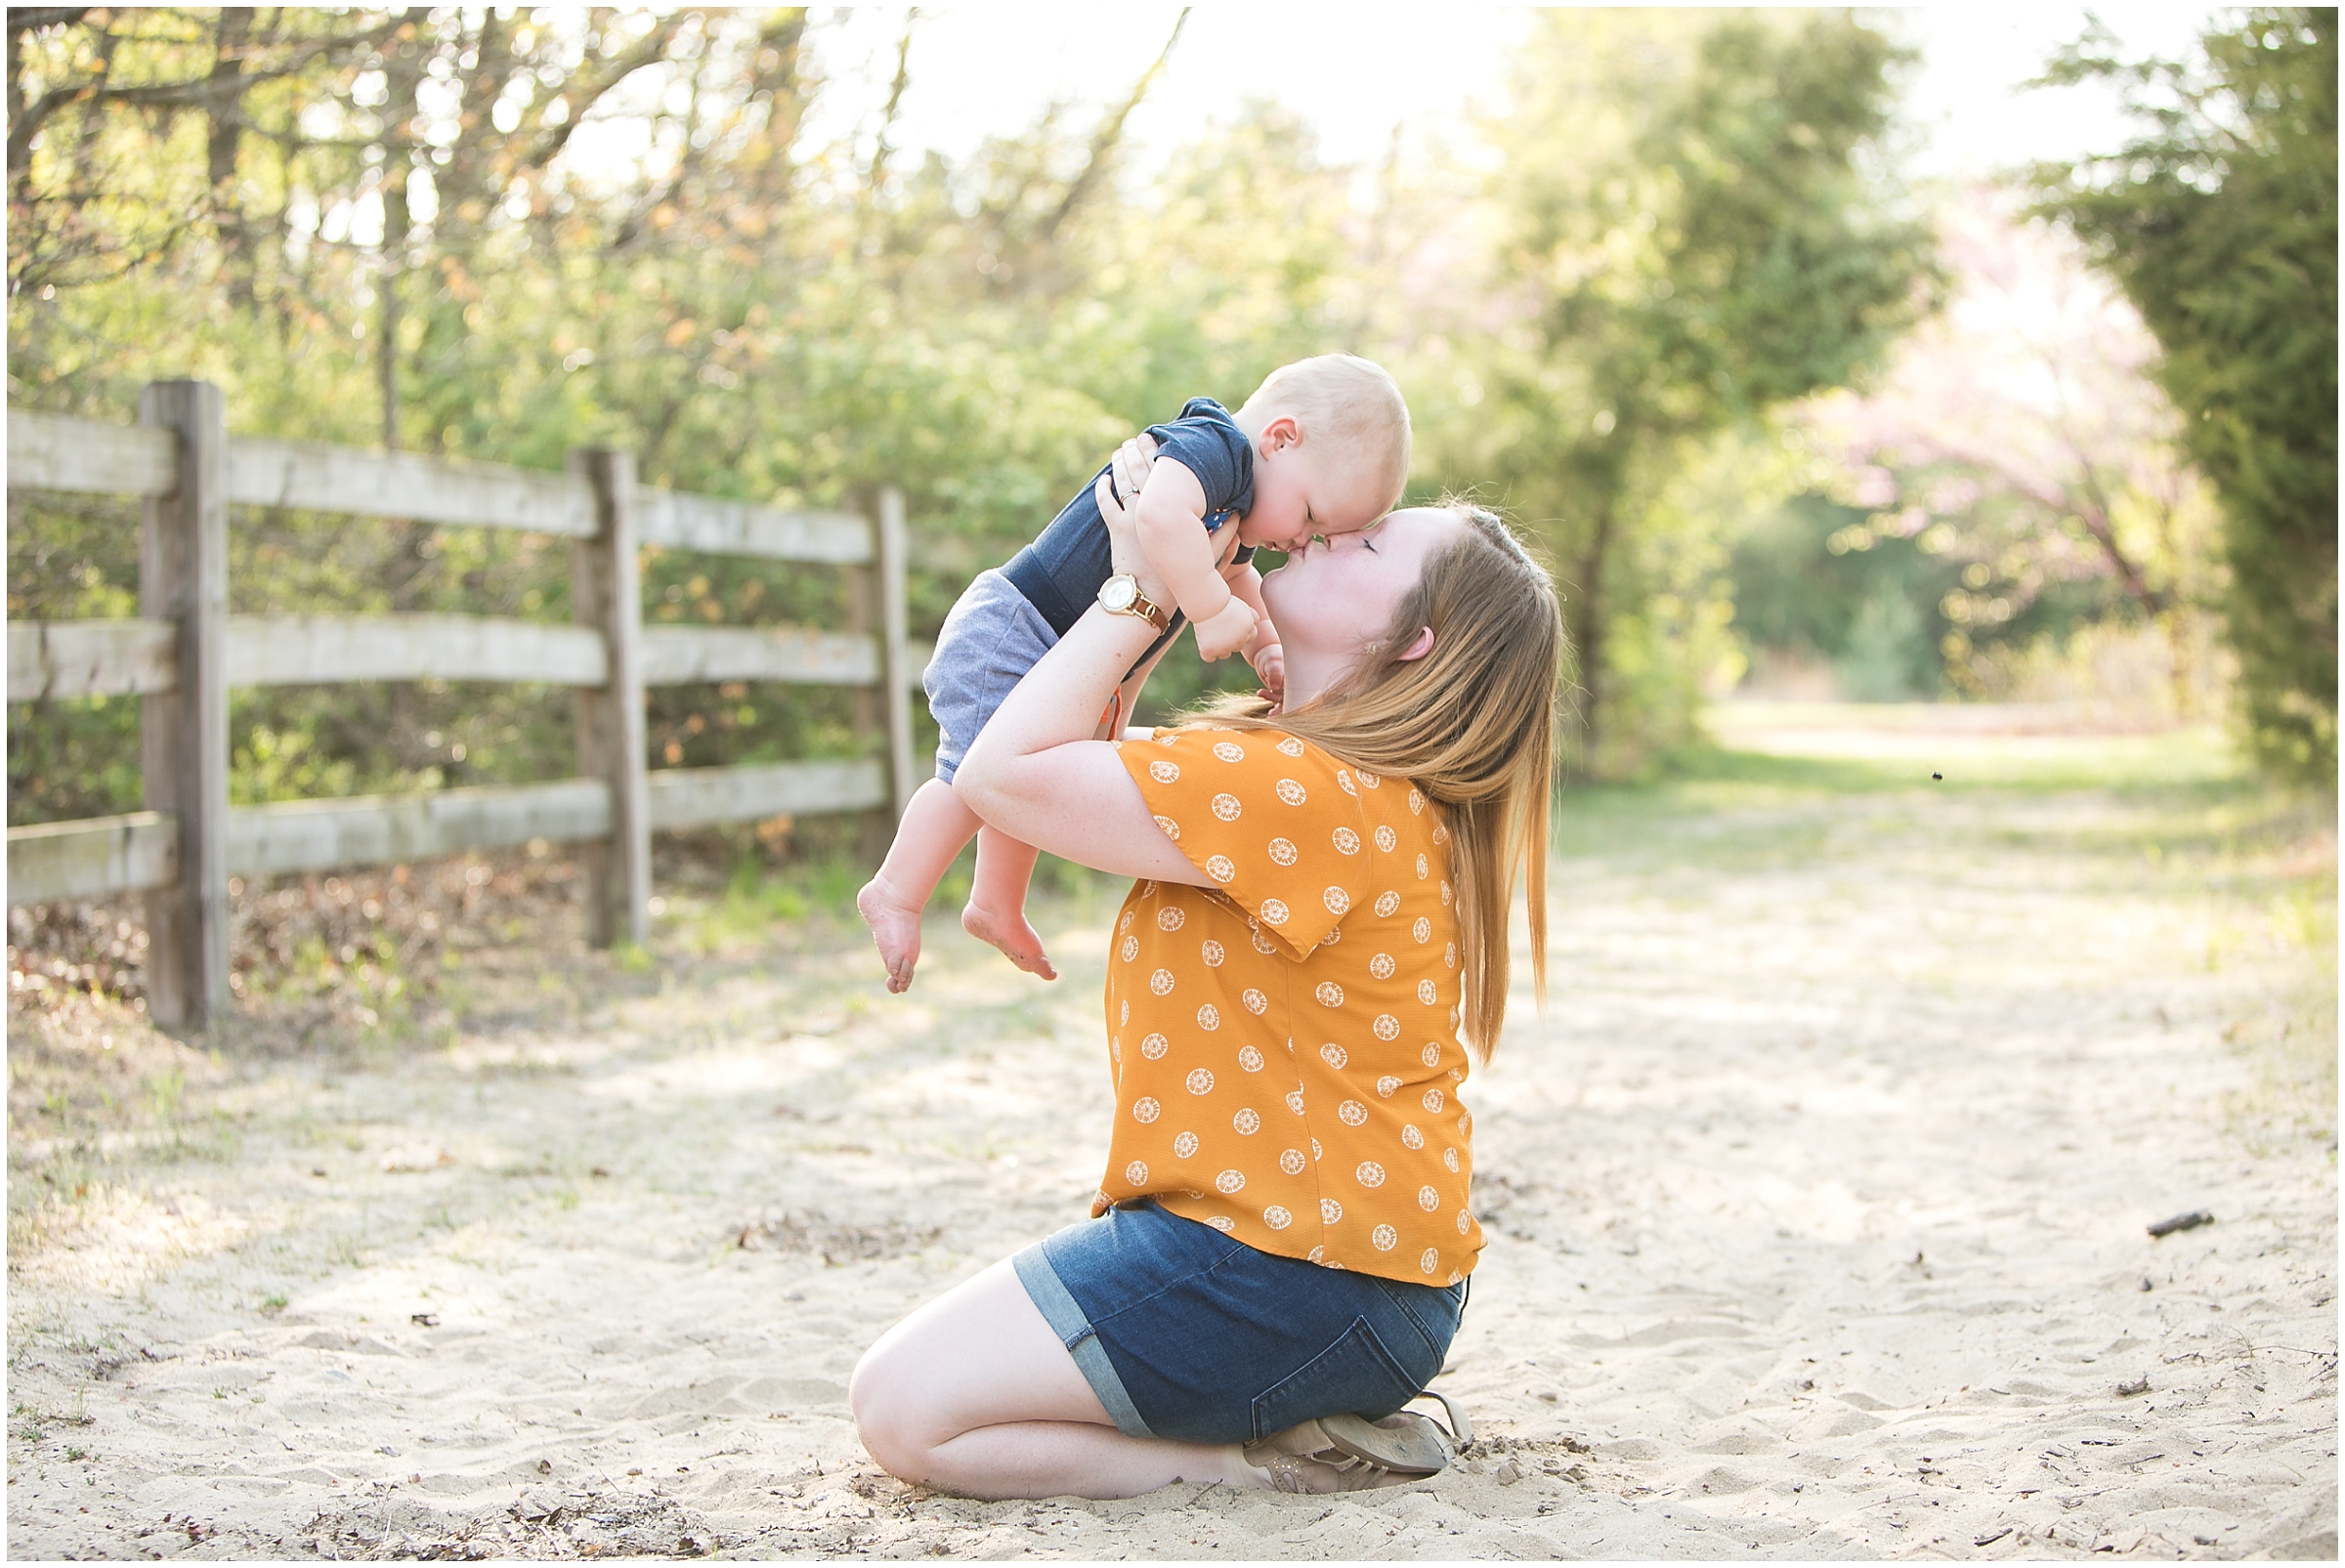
[1098,573,1169,631]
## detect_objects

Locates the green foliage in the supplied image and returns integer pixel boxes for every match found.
[4,10,1304,823]
[23,11,2189,820]
[1837,585,1933,701]
[1448,9,1938,773]
[1790,193,2231,714]
[1732,493,1951,699]
[2031,10,2338,782]
[1727,482,2139,704]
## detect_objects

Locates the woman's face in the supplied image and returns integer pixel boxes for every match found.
[1259,506,1463,673]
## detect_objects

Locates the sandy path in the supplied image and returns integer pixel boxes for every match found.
[8,717,2334,1559]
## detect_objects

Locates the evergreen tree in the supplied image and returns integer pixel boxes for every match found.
[2032,9,2338,782]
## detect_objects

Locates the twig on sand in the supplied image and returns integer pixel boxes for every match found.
[2146,1209,2212,1238]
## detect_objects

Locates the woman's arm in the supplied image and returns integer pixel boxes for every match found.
[1102,631,1176,741]
[955,471,1213,886]
[1096,433,1179,739]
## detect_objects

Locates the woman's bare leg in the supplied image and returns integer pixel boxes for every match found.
[959,827,1055,981]
[856,778,981,994]
[848,1258,1258,1501]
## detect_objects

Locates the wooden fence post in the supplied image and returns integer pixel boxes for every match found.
[139,380,231,1028]
[875,486,916,823]
[844,497,880,861]
[570,448,650,948]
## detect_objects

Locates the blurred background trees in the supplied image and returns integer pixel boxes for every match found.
[7,6,2332,827]
[1420,9,1938,770]
[1796,191,2227,714]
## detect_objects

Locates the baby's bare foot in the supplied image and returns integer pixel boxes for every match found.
[856,875,923,994]
[961,901,1057,982]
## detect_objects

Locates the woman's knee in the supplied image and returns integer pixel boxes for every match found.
[848,1332,937,1478]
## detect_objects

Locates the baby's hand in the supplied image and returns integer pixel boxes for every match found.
[1193,598,1258,662]
[1252,644,1286,707]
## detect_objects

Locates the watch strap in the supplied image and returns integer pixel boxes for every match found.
[1102,576,1170,631]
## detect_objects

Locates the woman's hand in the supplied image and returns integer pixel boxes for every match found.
[1094,434,1173,608]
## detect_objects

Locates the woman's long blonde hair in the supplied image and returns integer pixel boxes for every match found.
[1187,502,1563,1062]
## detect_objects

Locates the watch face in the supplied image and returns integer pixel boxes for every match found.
[1102,576,1135,612]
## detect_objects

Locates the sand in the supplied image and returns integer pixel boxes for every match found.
[7,710,2334,1559]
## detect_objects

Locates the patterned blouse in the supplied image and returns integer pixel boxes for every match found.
[1096,724,1483,1285]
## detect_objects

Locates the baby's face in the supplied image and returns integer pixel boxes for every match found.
[1238,446,1385,551]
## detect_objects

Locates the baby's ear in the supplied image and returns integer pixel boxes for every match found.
[1257,414,1300,453]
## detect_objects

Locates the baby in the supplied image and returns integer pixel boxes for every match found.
[857,354,1412,993]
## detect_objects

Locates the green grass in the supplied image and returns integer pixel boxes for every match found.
[1665,719,2240,790]
[663,850,861,956]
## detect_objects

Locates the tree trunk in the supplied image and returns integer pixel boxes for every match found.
[375,13,426,451]
[1574,498,1616,763]
[743,11,808,213]
[207,9,252,309]
[372,14,429,784]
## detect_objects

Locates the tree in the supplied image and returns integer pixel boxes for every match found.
[1459,10,1937,770]
[2030,9,2337,781]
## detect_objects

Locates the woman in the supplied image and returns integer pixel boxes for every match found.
[847,448,1562,1502]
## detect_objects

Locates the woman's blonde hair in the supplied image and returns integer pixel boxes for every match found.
[1187,501,1563,1062]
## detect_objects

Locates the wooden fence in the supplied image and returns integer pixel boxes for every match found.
[7,380,933,1027]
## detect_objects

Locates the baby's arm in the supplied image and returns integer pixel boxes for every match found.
[1226,561,1284,699]
[1132,458,1257,661]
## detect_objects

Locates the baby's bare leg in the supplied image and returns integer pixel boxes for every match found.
[960,827,1056,982]
[857,778,982,994]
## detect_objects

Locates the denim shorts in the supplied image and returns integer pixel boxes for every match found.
[922,569,1058,784]
[1012,1200,1468,1447]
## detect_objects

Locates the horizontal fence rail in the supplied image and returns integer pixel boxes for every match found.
[11,410,990,572]
[229,778,615,881]
[6,812,182,904]
[7,410,178,497]
[632,488,872,563]
[9,618,179,701]
[12,412,900,565]
[227,614,610,688]
[229,437,599,537]
[4,758,894,906]
[646,759,886,833]
[7,615,936,693]
[6,388,926,1023]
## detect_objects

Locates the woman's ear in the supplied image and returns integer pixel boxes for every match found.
[1395,626,1435,662]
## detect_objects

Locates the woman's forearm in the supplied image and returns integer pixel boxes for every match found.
[971,607,1159,766]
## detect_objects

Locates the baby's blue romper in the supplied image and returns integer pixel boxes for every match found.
[923,398,1256,782]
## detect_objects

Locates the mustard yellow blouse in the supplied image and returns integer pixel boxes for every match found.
[1095,724,1483,1285]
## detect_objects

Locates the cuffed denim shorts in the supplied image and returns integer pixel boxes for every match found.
[922,569,1057,784]
[1012,1200,1468,1446]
